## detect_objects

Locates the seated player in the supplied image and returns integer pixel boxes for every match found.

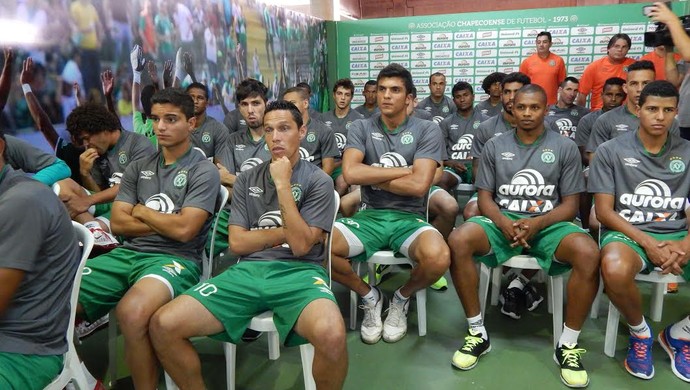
[545,77,590,140]
[0,128,81,390]
[473,72,506,118]
[448,85,600,388]
[150,100,347,389]
[354,80,379,118]
[54,104,154,252]
[591,81,690,382]
[4,134,71,187]
[330,64,450,344]
[75,88,220,389]
[185,82,233,163]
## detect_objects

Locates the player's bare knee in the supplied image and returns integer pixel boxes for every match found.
[116,298,156,333]
[418,241,450,272]
[601,250,636,286]
[149,306,177,342]
[571,235,600,276]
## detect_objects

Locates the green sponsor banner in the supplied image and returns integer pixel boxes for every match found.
[336,3,686,104]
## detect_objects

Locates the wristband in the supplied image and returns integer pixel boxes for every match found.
[22,84,32,94]
[133,71,141,84]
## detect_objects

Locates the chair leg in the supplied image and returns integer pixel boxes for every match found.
[349,263,360,330]
[164,372,178,390]
[547,278,554,314]
[590,279,604,319]
[649,282,665,322]
[604,301,621,358]
[551,276,564,349]
[299,344,316,390]
[267,331,281,360]
[490,265,502,306]
[107,311,118,388]
[416,288,427,336]
[68,347,89,390]
[478,263,491,315]
[222,342,237,390]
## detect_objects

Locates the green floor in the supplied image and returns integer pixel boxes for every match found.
[79,267,689,390]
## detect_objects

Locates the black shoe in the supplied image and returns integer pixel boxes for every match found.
[499,286,525,320]
[524,283,544,312]
[241,329,263,342]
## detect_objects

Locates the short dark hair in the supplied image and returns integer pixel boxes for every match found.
[265,100,303,128]
[428,72,446,84]
[236,78,268,103]
[607,33,631,50]
[185,82,209,98]
[364,80,377,88]
[627,60,656,74]
[295,82,312,95]
[536,31,552,42]
[603,77,626,91]
[638,80,679,107]
[281,86,309,101]
[141,84,156,117]
[514,84,547,105]
[410,86,417,99]
[377,63,414,95]
[481,72,506,94]
[333,78,355,95]
[150,88,195,119]
[501,72,531,88]
[560,76,579,88]
[66,103,121,138]
[452,81,474,96]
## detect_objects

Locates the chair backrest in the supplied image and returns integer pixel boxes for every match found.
[66,222,95,348]
[202,185,230,280]
[326,190,340,288]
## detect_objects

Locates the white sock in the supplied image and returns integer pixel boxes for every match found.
[362,286,379,305]
[467,314,488,339]
[670,316,690,340]
[81,361,98,389]
[394,288,410,301]
[83,221,101,230]
[629,318,652,338]
[558,325,581,347]
[508,277,525,290]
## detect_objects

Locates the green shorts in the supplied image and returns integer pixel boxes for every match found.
[468,212,588,276]
[206,208,230,257]
[601,230,690,280]
[443,163,472,184]
[79,247,201,322]
[185,261,336,347]
[330,165,343,181]
[0,352,63,390]
[334,208,437,263]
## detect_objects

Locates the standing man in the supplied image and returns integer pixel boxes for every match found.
[474,72,506,118]
[448,85,599,388]
[640,45,681,82]
[545,77,590,140]
[282,86,339,175]
[150,101,347,390]
[0,128,81,390]
[417,72,456,124]
[75,88,220,389]
[355,80,379,118]
[519,32,567,105]
[330,64,450,344]
[577,33,636,111]
[321,78,364,195]
[70,0,103,98]
[591,81,690,382]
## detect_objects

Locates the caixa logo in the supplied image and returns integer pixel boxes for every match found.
[548,28,568,36]
[569,56,591,64]
[570,37,593,45]
[477,40,497,48]
[432,60,452,67]
[433,42,452,50]
[391,44,409,50]
[454,32,474,39]
[350,45,367,52]
[350,62,368,69]
[476,59,496,66]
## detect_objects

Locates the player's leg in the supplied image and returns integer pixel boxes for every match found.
[339,187,361,217]
[437,169,459,192]
[462,193,480,221]
[428,187,459,240]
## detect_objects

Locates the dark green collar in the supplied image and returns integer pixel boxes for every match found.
[159,146,193,168]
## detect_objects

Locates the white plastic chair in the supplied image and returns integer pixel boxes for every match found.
[603,269,686,357]
[45,222,95,390]
[222,190,340,390]
[455,183,475,195]
[478,255,566,348]
[106,185,227,388]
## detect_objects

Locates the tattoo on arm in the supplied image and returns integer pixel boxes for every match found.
[280,204,288,229]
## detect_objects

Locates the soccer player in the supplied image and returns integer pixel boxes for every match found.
[586,61,680,159]
[545,77,590,140]
[330,64,450,344]
[282,86,339,175]
[417,72,456,123]
[75,88,220,389]
[519,31,567,105]
[296,81,323,121]
[185,82,233,163]
[448,85,600,388]
[321,78,364,195]
[150,100,347,390]
[590,80,690,383]
[355,80,379,118]
[577,33,635,111]
[0,128,81,390]
[474,72,506,118]
[407,86,433,121]
[438,81,487,191]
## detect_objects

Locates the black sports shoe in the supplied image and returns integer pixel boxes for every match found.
[241,329,263,342]
[524,283,544,312]
[499,286,525,320]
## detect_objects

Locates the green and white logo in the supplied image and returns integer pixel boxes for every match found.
[570,109,579,117]
[118,152,128,165]
[401,133,414,145]
[306,133,316,143]
[346,121,352,130]
[201,132,212,144]
[442,106,449,113]
[473,121,481,129]
[291,183,302,202]
[541,150,556,164]
[264,143,269,151]
[670,159,686,173]
[173,171,188,188]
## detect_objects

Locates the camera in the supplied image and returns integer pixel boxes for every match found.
[644,14,690,47]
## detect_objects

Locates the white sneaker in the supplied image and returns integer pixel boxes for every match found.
[360,287,383,344]
[383,293,409,343]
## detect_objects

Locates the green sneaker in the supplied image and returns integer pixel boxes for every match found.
[554,343,589,388]
[430,276,448,291]
[451,329,491,370]
[363,265,388,285]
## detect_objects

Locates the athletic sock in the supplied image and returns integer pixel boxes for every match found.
[467,314,488,340]
[394,288,410,301]
[629,318,652,339]
[508,277,525,290]
[670,315,690,340]
[558,325,581,347]
[362,286,380,306]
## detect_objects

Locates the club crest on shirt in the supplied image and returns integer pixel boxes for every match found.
[549,60,556,66]
[201,132,212,144]
[473,121,481,129]
[291,183,302,203]
[118,151,128,165]
[306,132,316,143]
[173,170,188,188]
[401,132,414,145]
[541,149,556,164]
[442,106,449,113]
[669,157,686,173]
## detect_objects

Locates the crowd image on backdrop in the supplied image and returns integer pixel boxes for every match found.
[2,1,690,390]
